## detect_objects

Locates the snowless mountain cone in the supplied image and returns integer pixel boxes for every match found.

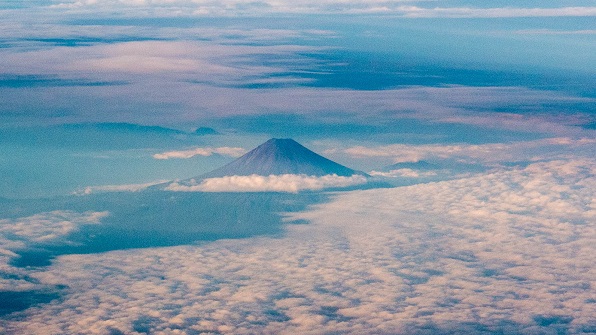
[198,138,368,179]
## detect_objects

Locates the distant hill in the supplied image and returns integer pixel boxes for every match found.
[194,127,219,136]
[382,160,439,171]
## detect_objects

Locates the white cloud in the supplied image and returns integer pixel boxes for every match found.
[165,174,368,193]
[340,137,596,165]
[3,158,595,334]
[153,146,246,160]
[0,211,108,243]
[0,40,319,83]
[74,180,169,194]
[0,211,108,291]
[399,6,596,18]
[369,168,438,178]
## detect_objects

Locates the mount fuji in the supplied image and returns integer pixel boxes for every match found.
[198,138,367,179]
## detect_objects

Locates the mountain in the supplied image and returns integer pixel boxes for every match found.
[199,138,367,178]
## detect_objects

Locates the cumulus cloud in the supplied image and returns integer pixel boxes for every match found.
[3,158,595,334]
[0,211,108,291]
[153,146,246,160]
[165,174,368,193]
[0,211,107,243]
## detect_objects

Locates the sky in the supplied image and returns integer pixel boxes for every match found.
[0,0,595,334]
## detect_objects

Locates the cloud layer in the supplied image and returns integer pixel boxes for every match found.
[46,1,596,18]
[338,137,596,165]
[166,174,368,192]
[0,22,592,135]
[2,158,595,333]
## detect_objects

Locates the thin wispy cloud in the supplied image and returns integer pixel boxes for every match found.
[399,6,596,18]
[369,168,438,178]
[0,19,336,46]
[73,180,169,194]
[514,29,596,35]
[153,147,246,160]
[0,40,318,81]
[5,84,588,134]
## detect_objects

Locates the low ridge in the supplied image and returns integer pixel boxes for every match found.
[382,160,439,171]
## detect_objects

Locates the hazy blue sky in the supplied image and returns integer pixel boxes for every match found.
[0,1,595,334]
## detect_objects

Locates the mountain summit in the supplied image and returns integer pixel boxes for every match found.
[200,138,366,178]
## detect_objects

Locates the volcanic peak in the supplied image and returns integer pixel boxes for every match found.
[200,138,366,178]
